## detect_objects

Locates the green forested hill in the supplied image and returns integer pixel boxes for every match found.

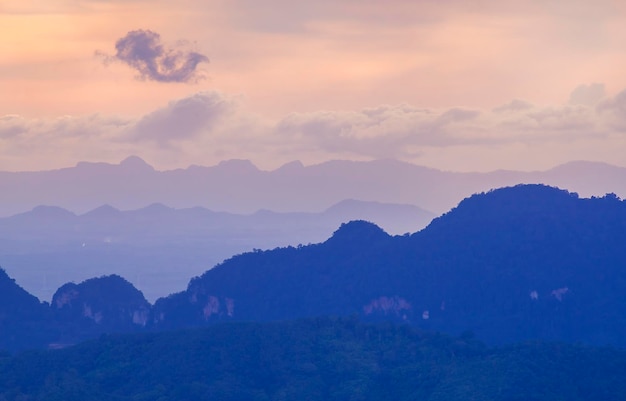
[1,318,625,401]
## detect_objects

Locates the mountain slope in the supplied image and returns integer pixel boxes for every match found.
[51,275,151,344]
[1,318,625,401]
[152,185,626,346]
[2,184,626,351]
[0,199,434,302]
[0,268,51,351]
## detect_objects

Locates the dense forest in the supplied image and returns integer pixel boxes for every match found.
[1,317,625,400]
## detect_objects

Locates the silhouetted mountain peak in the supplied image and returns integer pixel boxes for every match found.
[432,184,577,220]
[135,203,174,215]
[274,160,305,173]
[119,156,154,172]
[420,184,624,250]
[52,275,150,328]
[549,160,620,172]
[0,269,48,351]
[0,268,39,304]
[325,199,375,213]
[28,205,76,219]
[215,159,258,174]
[327,220,389,244]
[324,199,426,215]
[82,204,121,218]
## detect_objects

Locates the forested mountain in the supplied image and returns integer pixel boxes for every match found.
[1,318,625,401]
[1,184,625,352]
[0,269,51,351]
[51,275,151,346]
[152,185,626,346]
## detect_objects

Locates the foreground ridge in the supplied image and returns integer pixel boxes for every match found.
[1,318,625,400]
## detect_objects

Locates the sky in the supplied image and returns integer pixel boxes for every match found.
[1,0,625,172]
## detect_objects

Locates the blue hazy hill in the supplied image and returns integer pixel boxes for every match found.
[1,184,625,351]
[152,185,626,346]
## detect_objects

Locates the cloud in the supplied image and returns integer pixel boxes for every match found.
[493,99,533,114]
[129,92,237,145]
[569,83,606,106]
[0,115,27,139]
[597,89,626,131]
[100,29,209,83]
[0,114,131,142]
[2,85,626,172]
[273,87,626,160]
[0,113,134,171]
[275,105,484,158]
[434,108,480,126]
[497,106,597,139]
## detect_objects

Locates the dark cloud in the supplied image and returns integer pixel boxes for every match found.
[103,29,209,83]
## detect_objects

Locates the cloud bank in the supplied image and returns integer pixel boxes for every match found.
[1,85,625,171]
[101,30,209,83]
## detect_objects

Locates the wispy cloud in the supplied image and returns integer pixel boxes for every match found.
[98,29,209,83]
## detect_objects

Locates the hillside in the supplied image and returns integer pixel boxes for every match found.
[0,199,433,302]
[1,184,626,351]
[152,185,626,346]
[1,318,625,400]
[0,269,53,351]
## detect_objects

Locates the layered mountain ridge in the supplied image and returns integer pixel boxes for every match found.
[0,198,434,302]
[1,157,625,217]
[1,184,625,352]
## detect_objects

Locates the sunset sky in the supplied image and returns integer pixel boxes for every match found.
[1,0,625,172]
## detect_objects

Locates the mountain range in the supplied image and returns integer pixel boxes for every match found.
[0,199,433,302]
[1,156,625,217]
[1,184,625,352]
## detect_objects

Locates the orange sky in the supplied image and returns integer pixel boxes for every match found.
[1,0,625,171]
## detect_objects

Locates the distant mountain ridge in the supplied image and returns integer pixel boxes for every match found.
[0,199,434,302]
[1,157,624,217]
[1,184,625,352]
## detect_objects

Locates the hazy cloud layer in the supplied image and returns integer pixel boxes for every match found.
[275,105,482,158]
[101,30,209,83]
[1,85,625,171]
[273,87,624,160]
